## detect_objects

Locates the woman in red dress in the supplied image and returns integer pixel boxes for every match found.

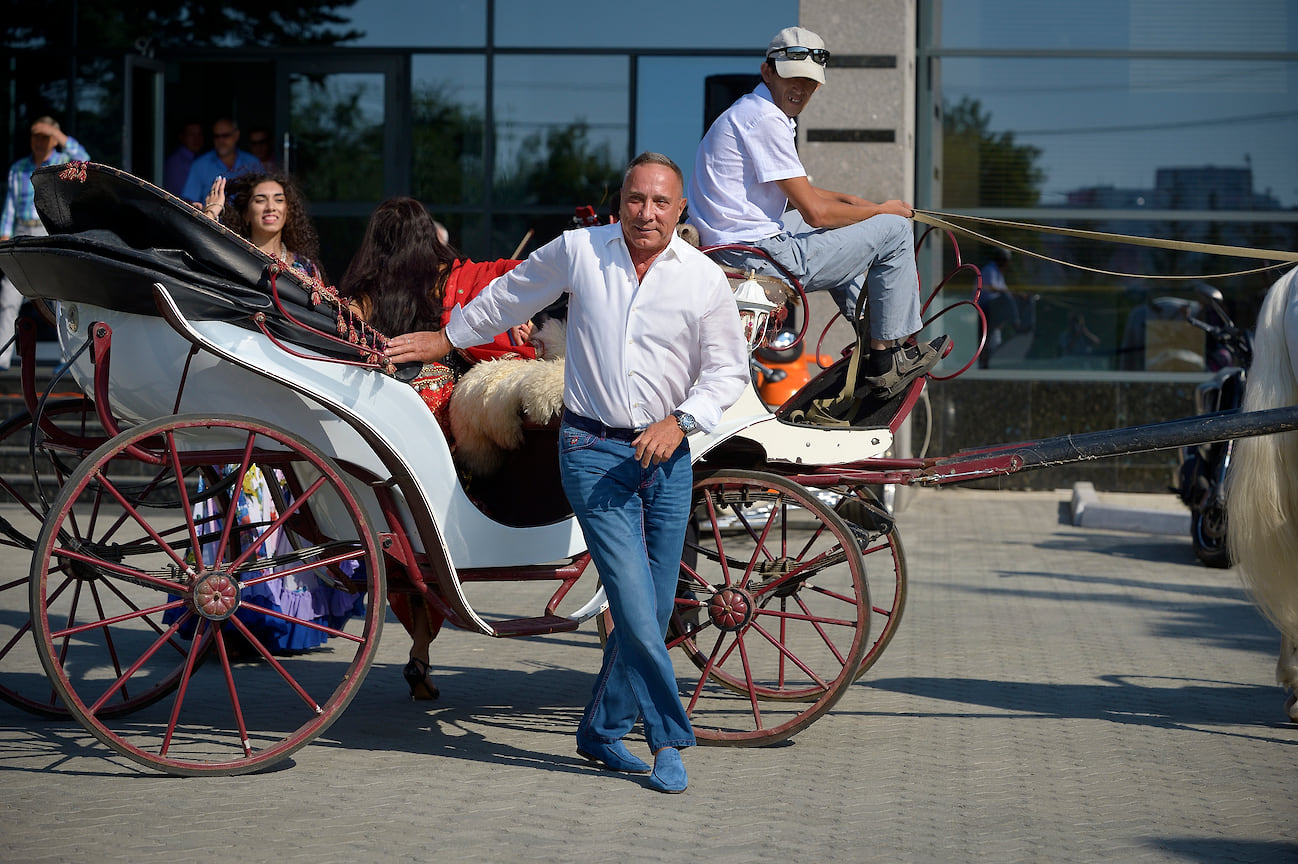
[337,197,541,700]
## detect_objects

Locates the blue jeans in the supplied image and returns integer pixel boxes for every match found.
[712,210,923,342]
[559,420,696,752]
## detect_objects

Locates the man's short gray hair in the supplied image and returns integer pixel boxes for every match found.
[623,151,684,191]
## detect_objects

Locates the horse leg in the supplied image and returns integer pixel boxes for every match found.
[1278,635,1298,722]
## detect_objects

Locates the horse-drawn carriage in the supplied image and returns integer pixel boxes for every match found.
[1,163,1295,775]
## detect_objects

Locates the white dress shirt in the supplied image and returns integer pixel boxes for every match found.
[445,222,749,432]
[688,83,806,246]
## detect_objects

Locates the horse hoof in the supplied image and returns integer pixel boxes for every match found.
[1284,690,1297,723]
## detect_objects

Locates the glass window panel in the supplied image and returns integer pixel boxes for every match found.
[938,56,1298,210]
[937,0,1298,52]
[4,56,71,165]
[494,0,797,48]
[289,72,386,204]
[412,54,487,205]
[636,56,763,190]
[331,0,486,47]
[493,55,627,207]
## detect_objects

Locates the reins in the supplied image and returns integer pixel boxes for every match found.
[913,209,1298,280]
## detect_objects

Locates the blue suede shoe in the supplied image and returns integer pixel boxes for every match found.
[646,747,687,793]
[576,736,651,774]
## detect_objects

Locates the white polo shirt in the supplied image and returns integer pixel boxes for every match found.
[688,83,806,246]
[445,222,749,432]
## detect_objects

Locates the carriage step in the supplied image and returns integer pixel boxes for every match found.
[490,615,580,638]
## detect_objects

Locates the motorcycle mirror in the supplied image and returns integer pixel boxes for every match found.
[1196,284,1225,305]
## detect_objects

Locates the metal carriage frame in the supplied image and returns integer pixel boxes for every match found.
[0,162,925,775]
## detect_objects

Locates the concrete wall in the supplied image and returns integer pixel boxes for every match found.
[787,1,918,355]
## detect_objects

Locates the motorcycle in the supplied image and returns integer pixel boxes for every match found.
[1173,284,1254,568]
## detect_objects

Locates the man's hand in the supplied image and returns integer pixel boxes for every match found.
[876,199,916,219]
[633,416,686,467]
[385,329,451,365]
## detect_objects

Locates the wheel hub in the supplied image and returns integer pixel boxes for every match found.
[192,572,241,620]
[708,586,755,632]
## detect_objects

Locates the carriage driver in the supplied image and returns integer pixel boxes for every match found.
[689,26,946,399]
[387,152,750,793]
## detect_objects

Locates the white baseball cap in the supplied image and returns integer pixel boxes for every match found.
[766,27,829,85]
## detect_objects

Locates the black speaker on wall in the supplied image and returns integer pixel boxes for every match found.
[703,74,762,134]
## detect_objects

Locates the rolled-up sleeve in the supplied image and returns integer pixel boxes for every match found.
[445,234,570,349]
[676,269,750,431]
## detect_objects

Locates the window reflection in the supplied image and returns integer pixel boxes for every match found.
[939,57,1298,211]
[936,220,1298,373]
[413,55,486,205]
[289,72,386,203]
[493,0,796,48]
[937,0,1297,51]
[333,0,485,47]
[492,55,626,208]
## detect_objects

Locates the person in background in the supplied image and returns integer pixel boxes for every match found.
[162,119,204,197]
[181,117,261,206]
[399,152,750,793]
[246,125,278,172]
[689,26,944,399]
[0,115,90,370]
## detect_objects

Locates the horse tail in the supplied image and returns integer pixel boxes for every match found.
[1226,265,1298,642]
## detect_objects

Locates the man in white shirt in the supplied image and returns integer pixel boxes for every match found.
[690,26,944,399]
[398,152,750,794]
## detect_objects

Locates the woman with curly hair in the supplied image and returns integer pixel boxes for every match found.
[201,171,324,282]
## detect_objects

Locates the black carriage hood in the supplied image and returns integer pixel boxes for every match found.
[0,162,378,362]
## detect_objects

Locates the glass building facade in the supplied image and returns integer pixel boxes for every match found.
[4,1,1295,387]
[918,0,1298,377]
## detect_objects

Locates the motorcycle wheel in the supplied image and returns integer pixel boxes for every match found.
[1190,503,1231,569]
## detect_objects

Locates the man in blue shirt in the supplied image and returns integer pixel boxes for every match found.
[180,117,262,205]
[0,115,90,369]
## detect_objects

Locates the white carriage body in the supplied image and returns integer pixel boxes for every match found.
[56,297,896,570]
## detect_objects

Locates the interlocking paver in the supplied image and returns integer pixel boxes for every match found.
[1,489,1294,863]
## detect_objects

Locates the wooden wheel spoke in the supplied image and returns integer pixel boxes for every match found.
[223,616,325,713]
[87,612,194,715]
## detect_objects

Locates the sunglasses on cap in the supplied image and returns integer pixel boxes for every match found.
[767,46,830,66]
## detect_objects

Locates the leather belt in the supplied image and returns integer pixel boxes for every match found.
[561,409,643,443]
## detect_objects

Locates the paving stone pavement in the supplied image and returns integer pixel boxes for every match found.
[1,489,1294,864]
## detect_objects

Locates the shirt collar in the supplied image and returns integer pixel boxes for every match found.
[604,221,685,264]
[753,83,797,134]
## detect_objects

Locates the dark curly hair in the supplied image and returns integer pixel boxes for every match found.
[337,197,460,338]
[220,171,322,273]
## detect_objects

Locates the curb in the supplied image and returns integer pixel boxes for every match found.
[1069,481,1190,537]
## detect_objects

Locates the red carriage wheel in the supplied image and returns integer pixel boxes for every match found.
[0,397,121,716]
[28,413,384,775]
[672,469,870,745]
[832,487,909,681]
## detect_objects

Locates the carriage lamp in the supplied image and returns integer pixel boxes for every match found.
[733,271,779,352]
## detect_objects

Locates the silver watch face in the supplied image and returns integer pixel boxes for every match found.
[675,411,697,433]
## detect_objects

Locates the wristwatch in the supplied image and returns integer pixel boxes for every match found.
[672,410,698,435]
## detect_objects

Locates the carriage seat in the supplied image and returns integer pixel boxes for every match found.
[446,317,572,527]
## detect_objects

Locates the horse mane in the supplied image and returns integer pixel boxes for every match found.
[1226,265,1298,641]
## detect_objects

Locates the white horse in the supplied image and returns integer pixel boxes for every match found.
[1225,265,1298,722]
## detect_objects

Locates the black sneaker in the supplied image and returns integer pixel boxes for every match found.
[857,336,948,399]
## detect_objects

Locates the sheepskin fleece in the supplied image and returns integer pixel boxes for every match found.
[449,318,566,476]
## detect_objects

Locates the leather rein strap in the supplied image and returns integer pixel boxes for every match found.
[913,209,1298,281]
